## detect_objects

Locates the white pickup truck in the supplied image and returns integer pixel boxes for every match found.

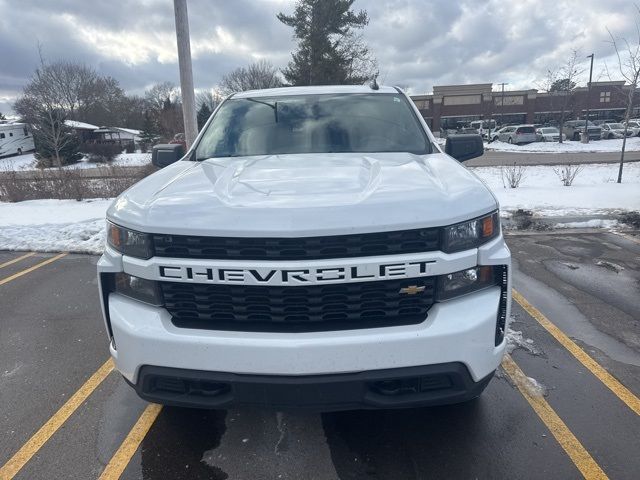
[97,85,511,410]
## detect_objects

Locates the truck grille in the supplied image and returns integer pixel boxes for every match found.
[152,228,440,261]
[160,277,436,332]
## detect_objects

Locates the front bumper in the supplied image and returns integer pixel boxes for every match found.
[97,237,511,409]
[105,284,506,383]
[128,362,495,411]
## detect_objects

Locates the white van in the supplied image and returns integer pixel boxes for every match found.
[0,123,35,157]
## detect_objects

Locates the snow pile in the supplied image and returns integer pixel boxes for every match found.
[0,199,111,254]
[470,162,640,216]
[486,137,640,153]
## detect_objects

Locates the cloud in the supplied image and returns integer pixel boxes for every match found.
[0,0,638,115]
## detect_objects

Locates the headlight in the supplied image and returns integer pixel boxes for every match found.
[437,265,498,301]
[107,221,153,259]
[113,272,162,306]
[442,211,500,253]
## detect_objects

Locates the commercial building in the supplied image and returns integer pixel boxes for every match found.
[410,81,640,132]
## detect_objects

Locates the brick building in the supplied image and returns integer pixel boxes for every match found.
[410,81,640,132]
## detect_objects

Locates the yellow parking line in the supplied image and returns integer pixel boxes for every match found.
[502,354,608,480]
[0,252,35,269]
[513,289,640,416]
[98,403,163,480]
[0,253,68,286]
[0,358,114,480]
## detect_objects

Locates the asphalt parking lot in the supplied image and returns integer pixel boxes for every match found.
[1,231,639,480]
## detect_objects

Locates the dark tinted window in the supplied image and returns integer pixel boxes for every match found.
[516,127,535,134]
[196,93,430,159]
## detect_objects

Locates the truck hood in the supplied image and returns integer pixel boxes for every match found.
[108,152,497,236]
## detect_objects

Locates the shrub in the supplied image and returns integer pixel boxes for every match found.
[33,131,82,167]
[0,164,158,202]
[81,143,122,163]
[620,211,640,228]
[553,164,583,186]
[501,163,527,188]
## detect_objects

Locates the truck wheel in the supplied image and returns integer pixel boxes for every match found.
[608,134,614,140]
[508,138,513,144]
[573,133,580,141]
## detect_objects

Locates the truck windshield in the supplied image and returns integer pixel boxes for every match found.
[195,93,430,159]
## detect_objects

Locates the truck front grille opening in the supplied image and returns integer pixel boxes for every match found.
[150,376,230,398]
[370,374,453,396]
[152,228,440,261]
[160,277,436,332]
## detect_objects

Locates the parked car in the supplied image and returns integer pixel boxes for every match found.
[470,120,497,139]
[489,126,509,142]
[600,123,633,139]
[535,127,566,142]
[624,120,640,136]
[497,125,537,145]
[563,120,602,141]
[98,84,510,411]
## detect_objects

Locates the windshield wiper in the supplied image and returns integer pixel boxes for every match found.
[246,98,278,122]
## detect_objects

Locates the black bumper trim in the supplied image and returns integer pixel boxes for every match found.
[130,363,494,411]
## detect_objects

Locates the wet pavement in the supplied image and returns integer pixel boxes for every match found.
[1,231,639,479]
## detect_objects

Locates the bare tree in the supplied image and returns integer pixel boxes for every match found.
[145,82,180,111]
[219,60,282,95]
[553,164,584,186]
[537,50,583,143]
[607,5,640,183]
[14,60,81,165]
[196,89,223,112]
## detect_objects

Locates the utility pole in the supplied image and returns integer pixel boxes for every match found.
[173,0,198,148]
[582,54,594,143]
[498,82,509,126]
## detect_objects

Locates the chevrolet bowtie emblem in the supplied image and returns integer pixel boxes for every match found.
[399,285,426,295]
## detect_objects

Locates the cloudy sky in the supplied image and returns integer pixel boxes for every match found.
[0,0,637,115]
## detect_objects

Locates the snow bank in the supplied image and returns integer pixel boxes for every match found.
[0,163,638,254]
[469,162,640,215]
[0,199,111,254]
[486,137,640,153]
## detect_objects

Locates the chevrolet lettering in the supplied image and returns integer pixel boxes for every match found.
[97,85,511,411]
[157,261,438,285]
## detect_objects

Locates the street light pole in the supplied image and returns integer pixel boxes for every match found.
[173,0,198,149]
[582,54,594,144]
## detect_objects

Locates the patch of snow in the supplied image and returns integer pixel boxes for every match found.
[554,219,618,229]
[0,199,110,254]
[525,376,548,397]
[505,328,541,355]
[486,137,640,153]
[470,162,640,215]
[64,120,99,130]
[0,153,37,170]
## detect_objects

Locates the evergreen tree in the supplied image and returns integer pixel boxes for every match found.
[277,0,376,85]
[197,102,212,131]
[0,111,6,120]
[139,111,160,152]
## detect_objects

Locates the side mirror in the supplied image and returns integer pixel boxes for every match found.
[152,144,184,168]
[444,134,484,162]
